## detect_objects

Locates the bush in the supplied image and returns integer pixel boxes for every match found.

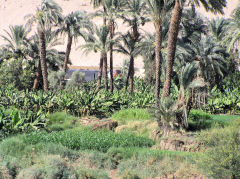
[188,110,212,121]
[198,120,240,178]
[119,171,140,179]
[16,155,77,179]
[23,128,155,152]
[188,110,213,131]
[107,147,195,162]
[76,168,110,179]
[47,112,80,131]
[0,58,34,90]
[117,156,186,178]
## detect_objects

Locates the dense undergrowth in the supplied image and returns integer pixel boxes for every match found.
[0,113,239,178]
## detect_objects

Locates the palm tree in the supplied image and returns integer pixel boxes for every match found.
[175,60,204,128]
[56,11,93,72]
[162,0,226,97]
[26,31,65,90]
[145,0,173,107]
[177,36,227,88]
[1,25,29,59]
[138,19,169,83]
[95,0,124,92]
[179,8,207,44]
[25,0,63,92]
[119,0,148,89]
[91,0,107,25]
[81,26,113,91]
[115,32,140,93]
[208,17,229,42]
[223,10,240,58]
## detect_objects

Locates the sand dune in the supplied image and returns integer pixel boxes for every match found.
[0,0,237,69]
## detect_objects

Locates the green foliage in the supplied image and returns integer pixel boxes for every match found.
[188,110,240,130]
[0,106,46,139]
[198,120,240,178]
[76,168,110,179]
[23,128,154,152]
[155,97,178,126]
[66,71,85,89]
[47,112,80,131]
[206,85,240,114]
[0,58,34,90]
[107,147,195,162]
[48,71,66,90]
[117,153,194,178]
[188,110,213,131]
[0,136,115,178]
[16,155,77,179]
[112,108,152,123]
[188,110,212,121]
[119,171,140,179]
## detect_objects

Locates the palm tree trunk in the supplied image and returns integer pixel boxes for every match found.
[103,52,108,91]
[162,0,183,97]
[109,21,114,93]
[96,6,107,92]
[96,54,104,91]
[125,56,133,90]
[155,22,163,108]
[63,34,72,72]
[129,56,134,93]
[38,27,49,92]
[33,61,42,90]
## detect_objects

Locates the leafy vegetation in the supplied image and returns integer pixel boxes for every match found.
[22,128,154,152]
[1,0,240,178]
[198,120,240,178]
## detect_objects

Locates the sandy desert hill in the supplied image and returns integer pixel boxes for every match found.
[0,0,238,70]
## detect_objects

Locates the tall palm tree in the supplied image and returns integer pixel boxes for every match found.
[56,11,93,72]
[25,0,63,92]
[162,0,226,97]
[138,19,169,83]
[177,36,227,88]
[120,0,148,89]
[145,0,173,107]
[1,25,29,59]
[81,26,113,91]
[26,31,64,90]
[95,0,124,92]
[115,32,140,93]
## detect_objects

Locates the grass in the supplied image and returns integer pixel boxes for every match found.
[47,112,81,131]
[22,128,154,152]
[112,108,153,124]
[188,110,240,131]
[117,150,199,178]
[107,147,196,161]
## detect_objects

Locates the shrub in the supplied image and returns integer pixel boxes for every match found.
[47,112,80,131]
[16,155,77,179]
[188,110,213,131]
[76,168,110,179]
[119,171,140,179]
[0,58,34,90]
[117,156,182,178]
[188,110,212,121]
[198,120,240,178]
[23,128,155,152]
[107,147,195,162]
